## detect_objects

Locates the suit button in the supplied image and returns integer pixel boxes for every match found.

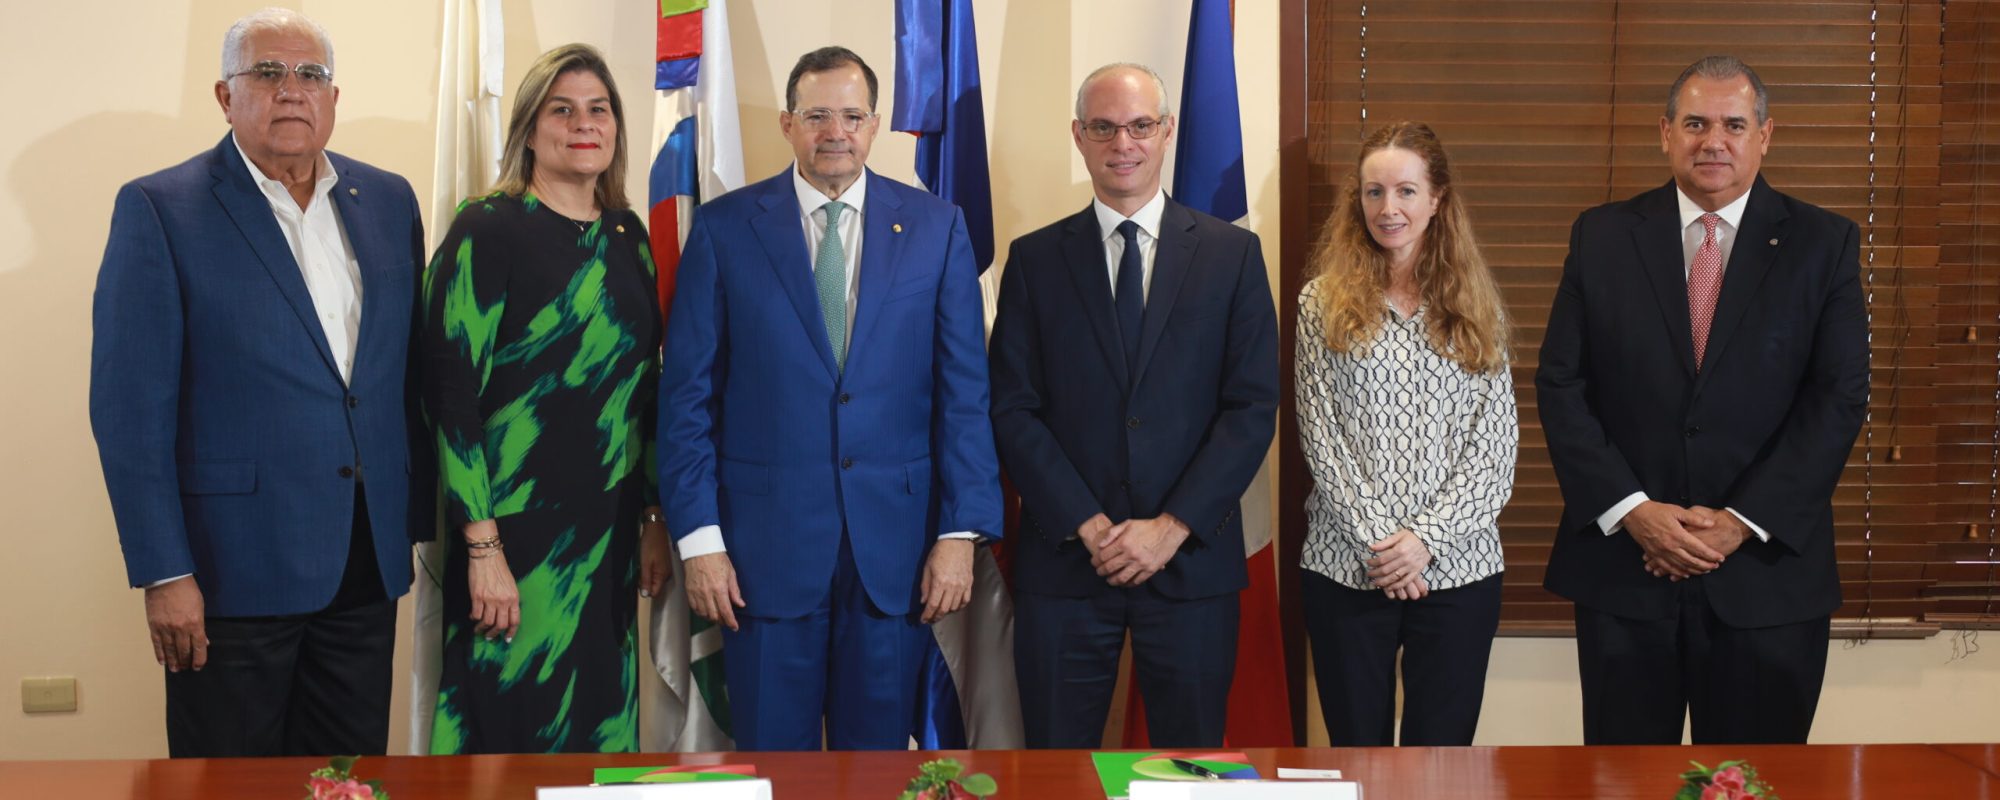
[1126,417,1141,429]
[1685,426,1700,438]
[839,393,851,405]
[1120,480,1132,490]
[347,396,359,409]
[338,466,354,478]
[842,458,854,470]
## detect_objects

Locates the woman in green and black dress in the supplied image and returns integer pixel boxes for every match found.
[422,43,670,754]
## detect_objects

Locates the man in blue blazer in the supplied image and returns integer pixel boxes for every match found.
[989,64,1279,748]
[89,10,429,757]
[657,47,1002,751]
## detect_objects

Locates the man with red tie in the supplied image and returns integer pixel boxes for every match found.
[1536,56,1869,745]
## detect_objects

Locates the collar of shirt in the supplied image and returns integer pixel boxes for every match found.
[793,165,869,219]
[1674,183,1751,234]
[232,133,339,214]
[1091,189,1167,244]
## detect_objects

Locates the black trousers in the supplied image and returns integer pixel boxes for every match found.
[1302,569,1502,747]
[1574,578,1829,745]
[164,487,396,758]
[1014,586,1238,749]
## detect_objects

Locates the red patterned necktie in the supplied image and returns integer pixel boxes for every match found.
[1688,212,1723,370]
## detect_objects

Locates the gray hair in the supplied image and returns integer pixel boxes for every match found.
[1666,55,1768,124]
[1074,62,1172,121]
[221,8,336,81]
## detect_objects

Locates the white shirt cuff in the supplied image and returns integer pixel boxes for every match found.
[1599,492,1649,535]
[142,573,193,589]
[1724,508,1772,543]
[676,525,726,558]
[939,531,982,543]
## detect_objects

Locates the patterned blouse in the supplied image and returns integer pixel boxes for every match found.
[1295,276,1518,591]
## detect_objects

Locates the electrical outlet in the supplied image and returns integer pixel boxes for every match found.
[21,677,77,713]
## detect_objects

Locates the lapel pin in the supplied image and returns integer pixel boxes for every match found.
[348,187,359,196]
[1768,238,1778,245]
[893,223,903,233]
[616,224,626,234]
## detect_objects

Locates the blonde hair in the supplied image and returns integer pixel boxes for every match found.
[493,44,630,210]
[1307,121,1508,373]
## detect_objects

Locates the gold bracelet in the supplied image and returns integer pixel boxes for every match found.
[467,543,504,558]
[465,536,502,550]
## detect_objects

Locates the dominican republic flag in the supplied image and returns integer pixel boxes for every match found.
[892,0,1024,750]
[1123,0,1293,748]
[647,0,743,754]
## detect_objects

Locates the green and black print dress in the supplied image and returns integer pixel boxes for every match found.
[421,192,660,754]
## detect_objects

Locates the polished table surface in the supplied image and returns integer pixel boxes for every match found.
[3,744,1995,798]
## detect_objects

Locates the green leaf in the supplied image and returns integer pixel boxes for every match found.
[327,755,357,776]
[925,759,964,781]
[958,773,998,797]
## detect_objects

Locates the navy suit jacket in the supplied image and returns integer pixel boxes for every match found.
[989,199,1279,600]
[657,168,1003,619]
[1537,177,1869,628]
[90,135,432,617]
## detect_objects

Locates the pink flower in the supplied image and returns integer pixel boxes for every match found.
[309,777,377,800]
[1711,767,1748,793]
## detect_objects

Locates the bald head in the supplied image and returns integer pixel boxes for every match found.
[1074,63,1170,121]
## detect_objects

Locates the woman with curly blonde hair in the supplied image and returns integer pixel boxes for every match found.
[1295,121,1518,746]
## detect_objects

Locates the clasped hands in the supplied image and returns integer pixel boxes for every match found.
[1621,500,1752,580]
[1082,512,1191,588]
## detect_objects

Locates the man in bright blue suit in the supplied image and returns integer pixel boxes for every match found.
[89,9,430,758]
[658,46,1003,751]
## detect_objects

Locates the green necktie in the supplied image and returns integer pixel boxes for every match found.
[814,200,850,371]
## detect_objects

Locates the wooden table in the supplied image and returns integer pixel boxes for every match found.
[2,745,1993,798]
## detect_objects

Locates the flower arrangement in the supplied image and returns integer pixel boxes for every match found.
[305,756,390,800]
[897,758,997,800]
[1676,760,1779,800]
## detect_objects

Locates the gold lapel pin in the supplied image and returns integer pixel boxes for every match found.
[616,225,626,234]
[348,187,359,196]
[1768,238,1778,245]
[893,223,903,233]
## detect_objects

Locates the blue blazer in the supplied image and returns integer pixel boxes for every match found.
[657,169,1004,619]
[989,199,1279,600]
[90,135,432,617]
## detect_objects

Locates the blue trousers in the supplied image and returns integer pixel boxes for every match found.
[721,533,929,750]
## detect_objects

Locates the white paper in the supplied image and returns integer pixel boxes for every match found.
[1275,768,1344,779]
[1128,779,1362,800]
[537,779,773,800]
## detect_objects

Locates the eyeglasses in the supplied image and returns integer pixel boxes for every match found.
[1079,117,1167,142]
[790,108,876,134]
[228,60,334,93]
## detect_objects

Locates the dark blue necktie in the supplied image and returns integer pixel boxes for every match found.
[1114,220,1144,372]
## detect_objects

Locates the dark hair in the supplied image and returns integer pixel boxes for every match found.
[785,46,878,111]
[1666,55,1769,124]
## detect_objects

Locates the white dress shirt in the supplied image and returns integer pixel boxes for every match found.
[234,134,363,383]
[1093,189,1167,304]
[1598,185,1770,543]
[151,139,364,590]
[677,167,978,560]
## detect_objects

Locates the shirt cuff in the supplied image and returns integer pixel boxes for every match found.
[1598,492,1649,535]
[676,525,726,558]
[142,573,193,589]
[939,531,983,543]
[1724,508,1772,543]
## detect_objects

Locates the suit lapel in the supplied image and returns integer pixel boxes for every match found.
[1694,177,1788,396]
[1059,207,1130,388]
[1131,200,1197,390]
[1630,182,1697,379]
[749,171,838,380]
[331,159,388,377]
[847,171,907,366]
[209,137,341,379]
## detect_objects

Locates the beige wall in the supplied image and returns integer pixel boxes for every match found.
[0,0,1991,761]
